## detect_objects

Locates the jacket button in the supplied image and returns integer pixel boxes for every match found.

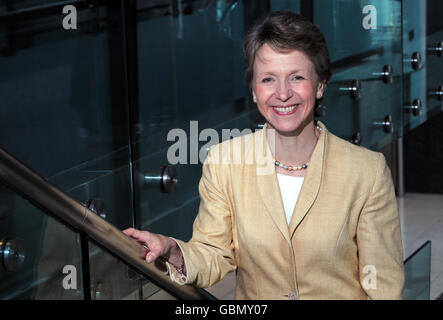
[285,292,298,300]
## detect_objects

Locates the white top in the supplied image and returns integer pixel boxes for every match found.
[276,173,304,226]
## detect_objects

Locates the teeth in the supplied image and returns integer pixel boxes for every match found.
[274,104,298,112]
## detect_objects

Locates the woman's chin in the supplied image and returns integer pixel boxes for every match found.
[266,119,304,134]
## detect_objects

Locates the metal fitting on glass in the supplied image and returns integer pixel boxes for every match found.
[404,98,423,116]
[85,198,107,220]
[427,85,443,101]
[403,52,421,70]
[373,115,394,133]
[144,165,178,193]
[351,132,362,146]
[0,237,25,272]
[427,41,442,57]
[339,79,361,100]
[371,65,393,84]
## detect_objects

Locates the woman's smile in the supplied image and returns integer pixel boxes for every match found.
[272,104,300,115]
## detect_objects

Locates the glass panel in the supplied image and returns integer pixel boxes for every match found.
[0,1,63,14]
[132,0,254,242]
[402,0,427,131]
[131,1,262,298]
[313,0,403,150]
[270,0,300,12]
[403,241,431,300]
[0,181,152,300]
[0,2,136,299]
[0,183,84,300]
[0,3,129,178]
[145,289,176,300]
[88,242,141,300]
[53,162,140,300]
[425,0,443,117]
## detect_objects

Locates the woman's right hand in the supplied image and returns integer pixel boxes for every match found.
[122,228,184,271]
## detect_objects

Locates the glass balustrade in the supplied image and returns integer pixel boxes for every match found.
[403,241,431,300]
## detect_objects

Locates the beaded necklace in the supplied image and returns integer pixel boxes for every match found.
[274,125,322,171]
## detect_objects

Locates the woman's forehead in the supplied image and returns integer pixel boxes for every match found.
[254,43,314,72]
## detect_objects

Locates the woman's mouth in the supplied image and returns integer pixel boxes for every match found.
[272,104,300,115]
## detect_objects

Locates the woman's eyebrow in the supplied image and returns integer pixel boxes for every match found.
[257,72,276,76]
[288,69,306,74]
[257,69,306,76]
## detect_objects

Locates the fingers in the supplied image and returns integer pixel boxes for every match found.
[122,228,134,236]
[123,228,146,241]
[145,251,158,264]
[122,228,161,264]
[123,228,149,258]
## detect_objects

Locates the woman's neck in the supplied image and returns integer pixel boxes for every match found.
[267,121,320,166]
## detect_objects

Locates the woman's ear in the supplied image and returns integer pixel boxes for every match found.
[252,91,257,103]
[316,80,326,99]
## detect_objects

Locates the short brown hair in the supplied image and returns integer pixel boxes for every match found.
[243,11,332,91]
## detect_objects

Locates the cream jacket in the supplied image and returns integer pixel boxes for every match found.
[169,121,405,300]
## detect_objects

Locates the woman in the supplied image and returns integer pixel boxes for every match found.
[124,11,404,300]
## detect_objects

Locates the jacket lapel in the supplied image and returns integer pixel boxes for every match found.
[255,124,291,244]
[288,121,326,238]
[254,121,327,244]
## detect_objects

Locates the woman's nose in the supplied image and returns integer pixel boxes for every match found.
[276,81,293,101]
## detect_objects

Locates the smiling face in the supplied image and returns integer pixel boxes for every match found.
[252,43,325,135]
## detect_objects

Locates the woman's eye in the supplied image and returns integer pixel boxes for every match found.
[291,76,304,81]
[262,78,273,83]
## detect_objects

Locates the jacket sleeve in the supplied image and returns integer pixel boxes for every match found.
[356,153,405,299]
[168,148,237,288]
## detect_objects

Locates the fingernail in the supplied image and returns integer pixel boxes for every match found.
[147,256,153,263]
